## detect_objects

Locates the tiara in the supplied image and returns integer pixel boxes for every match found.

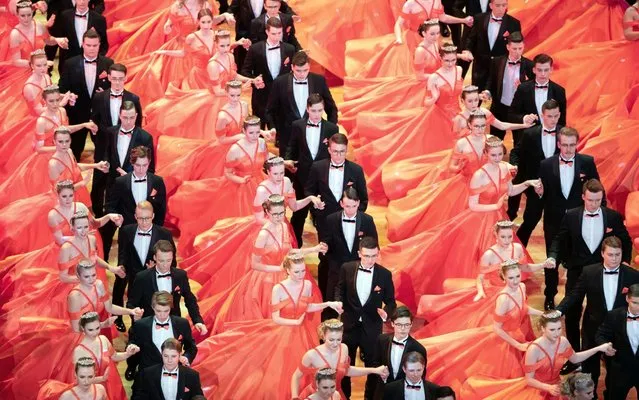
[80,311,99,320]
[469,109,487,118]
[266,157,284,165]
[44,84,60,91]
[463,85,479,92]
[500,259,519,268]
[423,18,439,25]
[321,320,344,330]
[485,137,504,148]
[496,220,515,228]
[30,49,46,57]
[215,30,230,36]
[56,179,74,188]
[76,357,96,367]
[442,44,458,52]
[226,80,242,88]
[16,1,32,8]
[316,368,336,377]
[244,116,261,125]
[543,310,562,319]
[73,210,89,219]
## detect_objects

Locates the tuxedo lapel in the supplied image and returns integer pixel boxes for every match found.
[125,127,139,168]
[69,12,79,49]
[177,367,186,398]
[597,268,607,309]
[355,212,362,251]
[76,60,90,98]
[153,368,166,400]
[338,215,350,252]
[301,118,311,158]
[286,75,300,118]
[552,156,561,192]
[614,267,625,306]
[342,162,353,192]
[362,267,376,307]
[147,174,154,197]
[125,173,136,204]
[496,58,505,99]
[104,93,113,126]
[576,207,589,250]
[385,335,394,377]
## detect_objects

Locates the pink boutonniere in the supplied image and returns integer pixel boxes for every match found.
[322,138,328,145]
[346,181,354,187]
[177,334,183,341]
[606,227,613,233]
[174,285,181,293]
[286,26,292,34]
[150,188,157,197]
[184,387,190,393]
[283,57,290,66]
[374,285,382,292]
[580,173,586,178]
[503,31,510,38]
[622,287,629,294]
[99,71,108,79]
[358,231,364,237]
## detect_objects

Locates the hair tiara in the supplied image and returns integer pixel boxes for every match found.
[462,85,479,92]
[321,320,344,330]
[496,220,515,228]
[423,18,439,26]
[485,136,504,148]
[30,49,46,57]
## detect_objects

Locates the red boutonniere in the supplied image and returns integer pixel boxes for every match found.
[374,285,382,292]
[503,31,510,38]
[322,138,328,145]
[283,57,290,66]
[150,188,157,197]
[580,173,586,178]
[286,26,292,34]
[622,287,629,294]
[346,181,354,187]
[177,334,183,341]
[606,227,613,234]
[99,71,108,79]
[174,285,181,293]
[358,231,364,237]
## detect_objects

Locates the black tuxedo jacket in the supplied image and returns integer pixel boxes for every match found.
[485,55,534,106]
[372,334,427,400]
[509,80,567,127]
[106,173,167,226]
[320,210,378,272]
[548,207,631,270]
[128,266,203,324]
[47,0,105,36]
[596,307,639,372]
[249,12,301,49]
[383,379,440,400]
[538,153,599,229]
[128,315,197,371]
[464,12,521,90]
[132,364,203,400]
[117,223,175,276]
[285,118,338,185]
[558,263,639,341]
[336,261,396,333]
[240,40,295,117]
[105,125,155,179]
[304,159,368,222]
[90,90,143,162]
[510,124,562,182]
[229,0,293,39]
[58,54,113,123]
[266,72,338,150]
[59,9,108,63]
[465,0,487,17]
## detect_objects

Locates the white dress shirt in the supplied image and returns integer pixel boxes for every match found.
[341,212,356,252]
[305,121,321,159]
[390,337,407,379]
[541,125,557,159]
[156,269,173,293]
[328,163,344,202]
[559,156,574,199]
[265,41,281,80]
[110,92,123,126]
[293,78,309,118]
[487,14,501,50]
[356,265,374,308]
[134,226,152,265]
[160,367,179,400]
[534,81,549,117]
[479,0,489,13]
[500,58,520,106]
[153,318,174,353]
[84,58,97,97]
[602,265,620,311]
[117,129,132,167]
[74,12,89,48]
[404,379,426,400]
[250,0,264,17]
[131,173,148,206]
[628,313,639,354]
[582,208,604,254]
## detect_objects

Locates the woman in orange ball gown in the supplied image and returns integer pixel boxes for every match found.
[169,115,270,252]
[461,311,613,400]
[414,221,547,338]
[291,319,388,399]
[414,262,540,394]
[344,0,472,79]
[382,136,540,310]
[36,358,108,400]
[193,254,343,398]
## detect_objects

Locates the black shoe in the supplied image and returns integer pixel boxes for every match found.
[560,361,581,375]
[544,298,556,311]
[114,318,126,332]
[125,367,137,381]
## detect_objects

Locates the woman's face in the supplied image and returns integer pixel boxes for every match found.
[316,378,337,399]
[463,92,480,111]
[199,15,213,31]
[287,262,306,282]
[323,330,343,352]
[54,133,72,151]
[73,218,90,238]
[216,37,231,54]
[227,87,242,104]
[468,116,486,136]
[542,321,562,342]
[17,7,33,25]
[31,56,48,75]
[442,53,457,68]
[77,267,97,286]
[268,204,286,223]
[75,366,95,388]
[58,188,75,207]
[82,320,101,338]
[244,124,261,142]
[575,387,595,400]
[268,164,285,185]
[504,267,521,289]
[486,146,504,164]
[424,25,440,42]
[45,92,61,110]
[495,227,513,247]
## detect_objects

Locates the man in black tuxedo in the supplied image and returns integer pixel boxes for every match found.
[113,201,174,332]
[229,0,293,68]
[285,94,339,246]
[90,64,143,218]
[509,53,567,146]
[304,133,368,240]
[463,0,521,91]
[596,284,639,400]
[58,29,113,160]
[266,50,338,152]
[59,0,108,72]
[250,0,300,49]
[320,187,378,317]
[336,237,396,399]
[547,179,632,354]
[556,237,639,396]
[482,31,535,140]
[507,99,562,243]
[127,292,198,380]
[383,352,440,400]
[372,307,427,400]
[132,337,203,399]
[241,17,295,123]
[538,129,601,310]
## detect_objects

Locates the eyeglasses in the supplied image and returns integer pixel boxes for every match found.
[394,323,412,329]
[136,216,153,221]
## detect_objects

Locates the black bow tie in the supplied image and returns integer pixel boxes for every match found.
[535,84,548,90]
[491,17,502,22]
[156,322,170,329]
[75,13,88,18]
[111,92,123,98]
[134,178,147,183]
[406,382,421,390]
[137,231,151,236]
[294,80,307,85]
[120,129,133,135]
[543,128,556,135]
[162,371,177,377]
[507,60,520,65]
[585,213,599,218]
[358,267,372,273]
[267,45,280,51]
[628,315,639,321]
[84,58,97,64]
[307,122,320,128]
[342,219,356,223]
[392,340,405,347]
[603,270,619,275]
[157,273,171,278]
[559,158,573,166]
[330,163,344,170]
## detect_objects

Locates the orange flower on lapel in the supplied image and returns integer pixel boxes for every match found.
[184,387,190,393]
[580,173,586,178]
[606,227,613,233]
[99,71,108,79]
[503,31,510,38]
[177,334,183,341]
[284,57,290,66]
[346,181,354,186]
[150,188,157,197]
[286,26,292,34]
[374,285,382,292]
[358,231,364,237]
[174,285,181,293]
[622,287,629,294]
[322,138,328,145]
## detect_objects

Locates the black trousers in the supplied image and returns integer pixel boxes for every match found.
[99,221,118,263]
[580,330,603,399]
[70,128,89,161]
[564,268,584,351]
[542,222,561,299]
[489,100,510,140]
[515,187,544,246]
[289,171,309,247]
[91,170,108,218]
[604,367,639,400]
[342,323,379,399]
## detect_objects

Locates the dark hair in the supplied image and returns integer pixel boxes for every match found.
[129,145,151,164]
[435,386,456,399]
[307,93,324,108]
[627,283,639,298]
[83,28,101,42]
[439,43,457,58]
[153,239,175,256]
[506,31,524,44]
[291,51,309,67]
[359,236,379,251]
[533,53,553,67]
[266,16,283,30]
[582,179,604,195]
[329,133,348,146]
[401,351,426,367]
[197,8,213,20]
[391,305,413,322]
[601,236,622,252]
[341,187,360,202]
[557,126,579,142]
[120,100,137,113]
[541,99,560,113]
[191,396,207,400]
[161,337,183,353]
[417,19,439,37]
[109,63,127,75]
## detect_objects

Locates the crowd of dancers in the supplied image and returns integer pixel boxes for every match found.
[0,0,639,398]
